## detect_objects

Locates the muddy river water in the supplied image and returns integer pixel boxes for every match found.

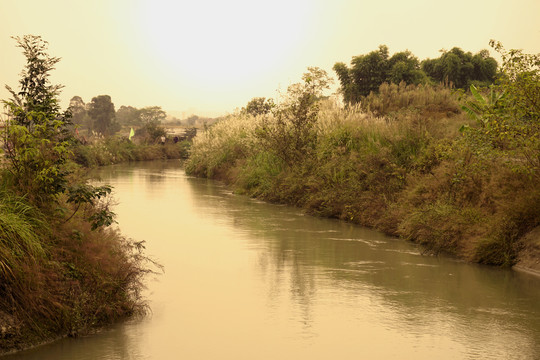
[6,160,540,359]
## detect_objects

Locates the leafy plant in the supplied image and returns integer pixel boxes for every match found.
[255,67,331,165]
[243,97,275,116]
[460,41,539,177]
[2,35,74,206]
[460,84,506,128]
[64,184,115,230]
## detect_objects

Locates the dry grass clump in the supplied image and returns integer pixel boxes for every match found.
[361,82,461,117]
[186,113,264,179]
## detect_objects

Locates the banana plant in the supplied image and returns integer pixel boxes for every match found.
[460,84,506,129]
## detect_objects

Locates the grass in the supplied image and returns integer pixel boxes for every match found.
[0,189,47,280]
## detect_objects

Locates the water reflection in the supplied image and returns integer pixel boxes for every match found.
[184,163,540,358]
[6,160,540,360]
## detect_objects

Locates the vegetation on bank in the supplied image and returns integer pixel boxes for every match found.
[0,36,159,353]
[72,137,190,167]
[186,42,540,267]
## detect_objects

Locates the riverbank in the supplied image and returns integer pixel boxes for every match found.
[0,139,189,354]
[515,227,540,276]
[0,36,162,355]
[185,82,540,269]
[0,191,157,355]
[72,137,190,167]
[7,160,539,360]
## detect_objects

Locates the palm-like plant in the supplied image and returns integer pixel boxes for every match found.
[461,84,506,127]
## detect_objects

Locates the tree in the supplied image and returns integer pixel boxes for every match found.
[301,66,334,98]
[387,50,427,85]
[472,50,498,85]
[255,67,329,165]
[490,41,540,122]
[137,106,166,126]
[285,66,333,104]
[334,46,427,105]
[69,95,91,129]
[421,47,497,89]
[88,95,116,135]
[333,62,357,104]
[116,105,139,126]
[69,96,85,113]
[2,35,73,204]
[244,97,274,116]
[350,45,390,98]
[2,35,115,226]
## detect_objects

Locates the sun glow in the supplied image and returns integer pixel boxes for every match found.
[135,0,314,95]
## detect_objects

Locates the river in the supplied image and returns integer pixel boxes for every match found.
[6,160,540,359]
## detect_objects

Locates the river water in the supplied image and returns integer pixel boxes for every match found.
[6,160,540,359]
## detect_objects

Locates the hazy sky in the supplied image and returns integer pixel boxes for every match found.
[1,0,539,117]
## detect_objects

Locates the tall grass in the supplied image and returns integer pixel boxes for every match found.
[186,113,264,178]
[361,82,461,118]
[0,188,47,280]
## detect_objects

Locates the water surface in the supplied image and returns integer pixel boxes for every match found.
[7,160,540,359]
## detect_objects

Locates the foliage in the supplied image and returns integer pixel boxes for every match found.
[88,95,118,136]
[115,105,167,127]
[243,97,274,116]
[490,40,540,121]
[64,184,114,230]
[421,47,497,89]
[334,45,497,105]
[387,50,428,85]
[460,42,540,178]
[129,106,168,143]
[334,45,390,102]
[135,122,167,144]
[460,84,506,127]
[362,82,461,118]
[116,105,139,126]
[301,66,334,97]
[138,106,167,125]
[186,112,261,178]
[255,67,331,165]
[334,46,428,104]
[68,96,90,129]
[2,35,74,205]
